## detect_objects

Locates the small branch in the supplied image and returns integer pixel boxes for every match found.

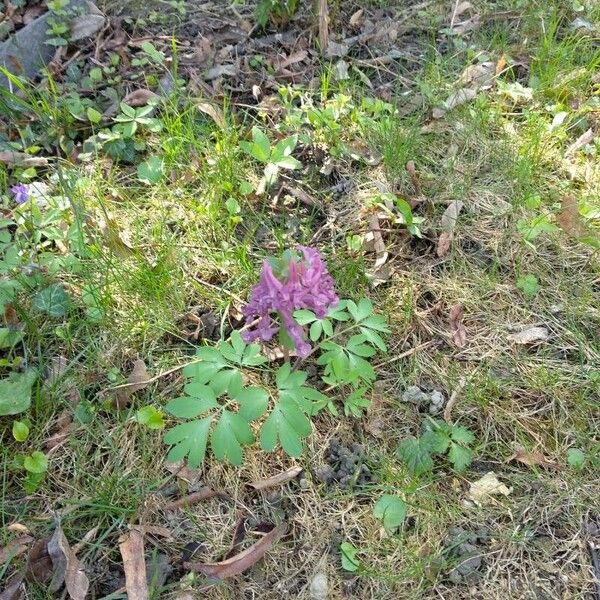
[443,376,467,424]
[163,487,219,510]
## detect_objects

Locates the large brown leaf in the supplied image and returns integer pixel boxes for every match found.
[47,525,89,600]
[119,529,148,600]
[185,523,287,579]
[114,359,150,409]
[449,304,467,348]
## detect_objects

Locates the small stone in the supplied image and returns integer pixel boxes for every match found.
[309,571,328,600]
[428,390,445,415]
[402,385,429,405]
[299,478,310,490]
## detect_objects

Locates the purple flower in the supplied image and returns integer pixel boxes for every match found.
[242,246,338,358]
[11,183,29,204]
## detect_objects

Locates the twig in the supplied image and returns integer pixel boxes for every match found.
[443,376,467,423]
[192,275,245,304]
[163,487,219,510]
[318,0,329,51]
[374,340,437,368]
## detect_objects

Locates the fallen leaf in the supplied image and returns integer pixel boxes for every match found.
[449,304,467,348]
[165,461,202,484]
[249,466,302,490]
[349,8,364,28]
[325,41,349,58]
[204,64,236,81]
[277,50,308,71]
[100,218,137,259]
[0,152,48,167]
[114,359,150,410]
[509,448,556,469]
[130,525,173,540]
[458,62,495,90]
[333,59,349,81]
[7,523,30,535]
[196,102,226,129]
[123,89,159,107]
[565,128,594,157]
[283,186,321,209]
[163,487,218,510]
[437,200,464,257]
[45,356,69,385]
[262,345,298,362]
[0,576,24,600]
[467,472,511,506]
[71,527,99,555]
[508,326,549,345]
[364,214,390,287]
[433,88,477,119]
[557,196,584,238]
[44,411,74,451]
[47,524,89,600]
[25,538,53,585]
[119,529,148,600]
[185,523,287,579]
[495,55,508,75]
[406,160,421,195]
[0,535,33,563]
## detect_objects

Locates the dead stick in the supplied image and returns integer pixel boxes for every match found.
[443,376,467,423]
[163,487,218,510]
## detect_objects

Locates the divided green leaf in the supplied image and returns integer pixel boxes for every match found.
[373,494,407,533]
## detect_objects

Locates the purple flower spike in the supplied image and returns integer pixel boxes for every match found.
[242,246,338,358]
[11,183,29,204]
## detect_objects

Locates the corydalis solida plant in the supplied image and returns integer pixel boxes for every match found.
[241,246,338,357]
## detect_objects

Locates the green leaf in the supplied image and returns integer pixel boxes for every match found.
[23,451,48,474]
[12,420,29,442]
[241,342,266,366]
[120,102,136,118]
[32,284,70,317]
[360,314,390,333]
[394,197,414,225]
[373,494,407,533]
[240,127,271,162]
[448,442,472,471]
[421,429,450,454]
[517,274,540,298]
[340,542,360,572]
[0,370,37,416]
[567,448,585,470]
[210,409,254,465]
[293,309,317,325]
[344,387,371,418]
[327,301,350,321]
[0,327,23,349]
[260,396,312,457]
[397,436,434,475]
[309,320,322,342]
[166,388,218,418]
[208,368,239,396]
[270,135,298,163]
[450,425,475,445]
[135,405,165,429]
[234,386,269,421]
[87,107,102,124]
[164,417,213,468]
[137,155,164,184]
[359,326,387,352]
[273,156,302,170]
[347,298,374,322]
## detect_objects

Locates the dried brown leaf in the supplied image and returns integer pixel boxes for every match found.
[123,89,159,107]
[565,128,594,157]
[119,529,148,600]
[433,88,477,118]
[277,50,308,71]
[196,102,226,129]
[349,8,364,28]
[249,466,302,490]
[406,160,421,195]
[449,304,467,348]
[0,575,25,600]
[7,524,29,535]
[437,200,464,257]
[185,523,287,579]
[557,195,584,237]
[114,359,150,409]
[508,326,549,345]
[467,472,511,506]
[509,448,556,469]
[365,214,390,287]
[47,525,89,600]
[0,535,33,564]
[25,538,53,584]
[458,62,495,90]
[0,152,48,167]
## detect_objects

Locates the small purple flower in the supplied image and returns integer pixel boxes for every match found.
[11,183,29,204]
[241,246,338,358]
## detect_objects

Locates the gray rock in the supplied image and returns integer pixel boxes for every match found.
[310,571,328,600]
[401,385,429,405]
[0,0,104,87]
[428,390,445,415]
